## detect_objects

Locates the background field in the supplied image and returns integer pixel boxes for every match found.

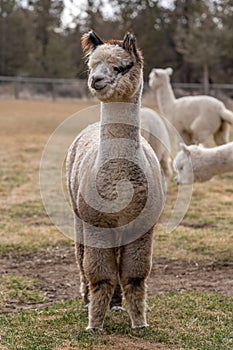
[0,99,232,350]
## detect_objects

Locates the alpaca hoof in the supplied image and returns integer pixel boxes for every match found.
[110,306,126,313]
[86,325,103,332]
[132,323,149,329]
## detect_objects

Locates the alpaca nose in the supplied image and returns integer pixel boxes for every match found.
[91,75,105,90]
[175,176,179,185]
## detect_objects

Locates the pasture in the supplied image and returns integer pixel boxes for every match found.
[0,99,232,350]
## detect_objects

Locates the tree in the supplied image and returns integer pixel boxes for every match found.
[29,0,64,76]
[112,0,180,79]
[0,2,33,75]
[214,0,233,83]
[174,1,220,93]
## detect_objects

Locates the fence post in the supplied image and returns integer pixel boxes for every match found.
[51,82,56,101]
[14,78,20,99]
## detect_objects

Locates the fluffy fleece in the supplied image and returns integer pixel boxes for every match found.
[149,67,233,145]
[66,31,164,330]
[173,142,233,184]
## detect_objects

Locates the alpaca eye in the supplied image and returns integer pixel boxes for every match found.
[113,62,134,75]
[113,66,124,74]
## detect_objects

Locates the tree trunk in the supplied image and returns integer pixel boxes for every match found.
[203,63,209,95]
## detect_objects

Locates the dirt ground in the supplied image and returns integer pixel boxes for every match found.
[1,246,232,314]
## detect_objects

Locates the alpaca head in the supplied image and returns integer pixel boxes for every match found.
[81,31,143,103]
[173,143,207,184]
[173,143,193,185]
[149,67,173,90]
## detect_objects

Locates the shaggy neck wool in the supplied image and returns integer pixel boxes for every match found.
[157,77,176,118]
[97,102,141,163]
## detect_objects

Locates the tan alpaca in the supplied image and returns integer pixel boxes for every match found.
[149,68,233,146]
[66,31,164,330]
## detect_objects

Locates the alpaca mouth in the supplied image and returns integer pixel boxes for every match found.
[95,84,107,91]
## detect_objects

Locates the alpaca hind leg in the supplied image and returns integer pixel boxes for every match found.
[190,116,214,144]
[84,246,117,330]
[110,282,125,312]
[74,217,89,305]
[213,121,230,145]
[75,243,89,305]
[180,131,192,145]
[120,230,153,328]
[110,247,125,312]
[160,154,172,180]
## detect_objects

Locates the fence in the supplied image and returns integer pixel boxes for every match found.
[0,76,233,101]
[0,76,89,100]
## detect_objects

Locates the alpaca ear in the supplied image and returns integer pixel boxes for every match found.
[151,68,158,76]
[180,143,190,155]
[166,67,173,76]
[122,32,142,64]
[81,30,104,57]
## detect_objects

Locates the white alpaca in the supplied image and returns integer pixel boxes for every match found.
[173,142,233,184]
[149,67,233,145]
[66,31,164,330]
[140,108,172,179]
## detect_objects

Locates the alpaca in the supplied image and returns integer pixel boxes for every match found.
[149,67,233,146]
[91,106,171,312]
[140,107,172,180]
[82,107,171,312]
[173,142,233,184]
[66,31,164,330]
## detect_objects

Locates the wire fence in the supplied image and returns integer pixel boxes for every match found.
[0,76,89,100]
[0,76,233,101]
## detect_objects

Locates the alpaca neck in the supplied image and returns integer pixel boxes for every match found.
[156,77,176,118]
[97,101,141,163]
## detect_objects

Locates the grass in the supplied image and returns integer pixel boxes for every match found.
[0,292,232,350]
[0,275,45,307]
[155,172,233,262]
[0,199,71,257]
[0,100,232,350]
[154,224,233,262]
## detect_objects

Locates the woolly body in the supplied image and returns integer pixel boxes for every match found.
[140,107,172,179]
[173,142,233,184]
[82,106,172,179]
[149,68,233,145]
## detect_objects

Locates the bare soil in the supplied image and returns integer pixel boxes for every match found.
[1,246,232,314]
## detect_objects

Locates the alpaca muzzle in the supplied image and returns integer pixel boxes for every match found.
[91,76,106,90]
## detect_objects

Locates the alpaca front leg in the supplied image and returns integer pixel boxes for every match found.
[84,246,117,330]
[120,230,153,328]
[121,276,148,328]
[87,278,116,330]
